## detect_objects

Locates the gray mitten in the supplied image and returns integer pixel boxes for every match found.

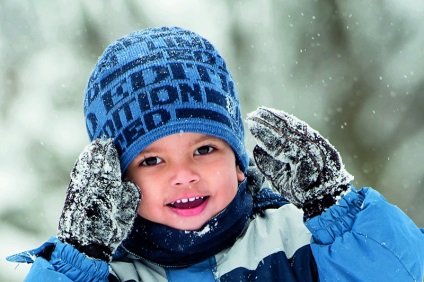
[57,139,141,261]
[246,107,353,217]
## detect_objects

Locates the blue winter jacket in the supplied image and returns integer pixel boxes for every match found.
[7,187,424,281]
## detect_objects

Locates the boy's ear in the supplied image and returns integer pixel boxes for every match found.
[236,165,245,182]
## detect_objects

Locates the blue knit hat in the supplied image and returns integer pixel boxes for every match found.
[84,26,248,174]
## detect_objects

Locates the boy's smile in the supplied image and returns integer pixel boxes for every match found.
[125,132,245,231]
[166,196,208,216]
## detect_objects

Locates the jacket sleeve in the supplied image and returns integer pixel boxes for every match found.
[305,187,424,281]
[6,237,110,282]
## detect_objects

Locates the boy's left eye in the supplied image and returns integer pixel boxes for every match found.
[194,145,214,155]
[140,156,163,166]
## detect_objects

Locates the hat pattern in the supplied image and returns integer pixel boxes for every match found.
[84,27,248,173]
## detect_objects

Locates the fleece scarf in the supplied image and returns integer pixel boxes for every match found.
[121,178,288,268]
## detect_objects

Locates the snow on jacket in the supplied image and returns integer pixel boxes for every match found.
[7,187,424,281]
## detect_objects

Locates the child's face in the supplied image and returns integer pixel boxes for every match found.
[125,132,245,231]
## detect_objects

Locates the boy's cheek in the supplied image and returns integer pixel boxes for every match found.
[136,199,143,216]
[136,192,147,216]
[136,200,152,219]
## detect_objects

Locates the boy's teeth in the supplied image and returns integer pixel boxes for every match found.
[168,196,208,209]
[172,196,202,205]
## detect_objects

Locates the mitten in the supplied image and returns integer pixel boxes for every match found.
[246,107,353,218]
[57,139,141,261]
[246,158,266,195]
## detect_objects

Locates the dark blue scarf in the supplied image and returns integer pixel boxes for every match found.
[122,177,288,268]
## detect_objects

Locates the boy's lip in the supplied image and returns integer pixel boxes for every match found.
[166,196,209,216]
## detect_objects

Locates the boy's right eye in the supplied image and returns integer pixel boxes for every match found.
[140,156,162,166]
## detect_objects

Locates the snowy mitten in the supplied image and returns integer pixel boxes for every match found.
[57,139,140,261]
[246,107,353,218]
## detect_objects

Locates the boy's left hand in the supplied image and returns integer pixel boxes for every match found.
[246,107,353,217]
[57,139,141,261]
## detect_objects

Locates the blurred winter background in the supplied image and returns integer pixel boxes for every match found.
[1,0,424,280]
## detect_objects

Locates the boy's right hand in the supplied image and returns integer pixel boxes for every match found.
[246,107,353,218]
[57,139,141,261]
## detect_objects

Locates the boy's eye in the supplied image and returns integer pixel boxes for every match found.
[141,156,162,166]
[194,145,214,155]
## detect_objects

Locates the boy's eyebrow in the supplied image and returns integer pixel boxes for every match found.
[190,135,218,145]
[140,135,219,154]
[139,145,160,155]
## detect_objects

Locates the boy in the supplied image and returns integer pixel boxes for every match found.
[7,26,424,281]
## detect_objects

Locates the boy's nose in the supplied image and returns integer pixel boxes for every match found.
[170,162,200,187]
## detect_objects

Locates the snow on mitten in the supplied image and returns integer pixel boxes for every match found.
[57,139,140,261]
[246,107,353,218]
